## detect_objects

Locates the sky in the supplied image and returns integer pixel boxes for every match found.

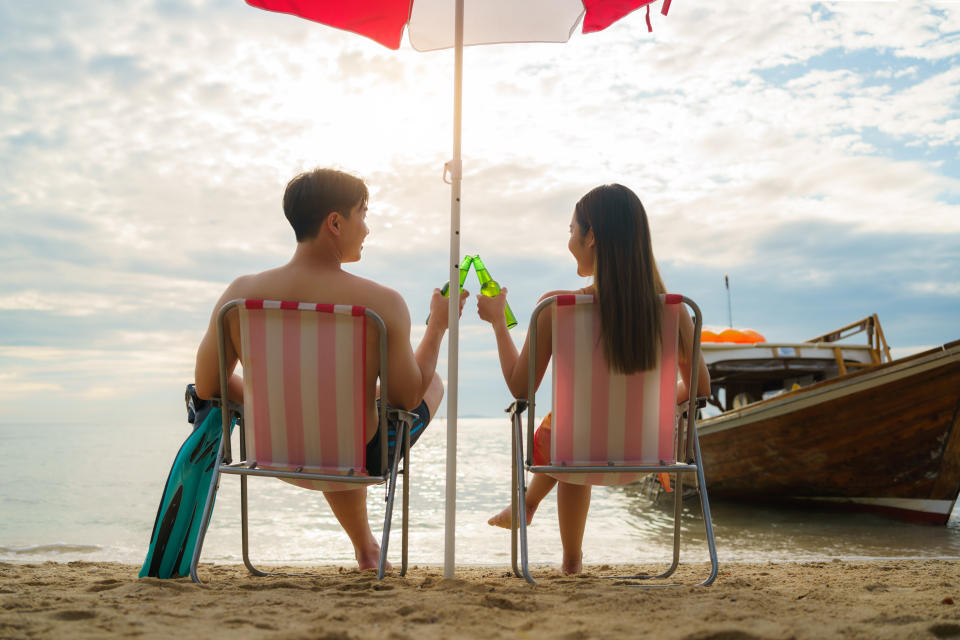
[1,0,958,425]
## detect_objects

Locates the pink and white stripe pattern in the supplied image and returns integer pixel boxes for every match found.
[238,300,369,492]
[548,294,681,486]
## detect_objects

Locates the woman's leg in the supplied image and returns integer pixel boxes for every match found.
[556,481,591,574]
[487,473,558,528]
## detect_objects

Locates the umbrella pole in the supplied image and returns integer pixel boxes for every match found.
[443,0,465,580]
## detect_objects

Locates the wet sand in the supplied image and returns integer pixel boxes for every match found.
[2,560,960,639]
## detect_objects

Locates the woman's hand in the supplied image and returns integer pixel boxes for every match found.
[427,287,469,332]
[476,288,508,328]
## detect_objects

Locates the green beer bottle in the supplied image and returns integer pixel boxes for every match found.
[426,255,474,325]
[471,254,517,329]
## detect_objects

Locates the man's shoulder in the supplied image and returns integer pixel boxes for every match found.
[350,274,407,316]
[216,267,409,325]
[323,271,393,302]
[220,270,276,300]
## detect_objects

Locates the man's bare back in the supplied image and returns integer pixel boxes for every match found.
[194,182,463,442]
[200,262,416,438]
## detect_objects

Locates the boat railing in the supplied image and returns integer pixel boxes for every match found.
[804,314,892,372]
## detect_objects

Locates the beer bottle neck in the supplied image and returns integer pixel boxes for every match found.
[475,268,493,285]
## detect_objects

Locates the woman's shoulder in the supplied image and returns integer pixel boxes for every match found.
[536,285,595,303]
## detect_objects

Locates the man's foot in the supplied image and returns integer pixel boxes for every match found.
[561,552,582,575]
[356,545,391,572]
[487,504,534,529]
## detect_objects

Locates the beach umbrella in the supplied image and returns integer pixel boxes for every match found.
[246,0,673,577]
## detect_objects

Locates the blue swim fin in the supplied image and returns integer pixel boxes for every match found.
[139,385,236,579]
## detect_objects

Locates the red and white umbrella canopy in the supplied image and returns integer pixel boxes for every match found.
[245,0,670,577]
[247,0,671,50]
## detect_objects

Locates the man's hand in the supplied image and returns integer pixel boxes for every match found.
[476,288,508,328]
[427,287,469,332]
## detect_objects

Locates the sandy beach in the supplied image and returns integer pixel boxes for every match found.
[3,560,960,639]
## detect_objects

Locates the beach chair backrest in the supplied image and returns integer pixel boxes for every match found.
[549,294,680,485]
[236,300,369,490]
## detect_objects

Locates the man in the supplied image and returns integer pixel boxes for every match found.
[194,167,466,571]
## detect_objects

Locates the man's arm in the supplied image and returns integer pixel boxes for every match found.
[381,287,467,411]
[194,280,245,401]
[414,302,444,399]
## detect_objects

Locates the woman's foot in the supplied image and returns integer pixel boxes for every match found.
[487,504,534,529]
[561,552,582,575]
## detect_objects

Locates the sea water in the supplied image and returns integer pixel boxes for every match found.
[2,420,960,567]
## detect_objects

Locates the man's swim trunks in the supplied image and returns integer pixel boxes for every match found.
[365,399,431,476]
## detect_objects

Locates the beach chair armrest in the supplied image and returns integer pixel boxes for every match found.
[677,396,708,417]
[210,397,244,420]
[506,399,528,417]
[386,407,418,429]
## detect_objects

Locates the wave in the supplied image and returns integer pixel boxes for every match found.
[0,543,102,556]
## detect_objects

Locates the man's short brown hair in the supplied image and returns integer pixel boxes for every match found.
[283,168,368,242]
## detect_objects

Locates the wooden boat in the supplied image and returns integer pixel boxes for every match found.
[697,315,960,525]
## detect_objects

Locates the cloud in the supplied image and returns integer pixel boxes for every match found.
[0,0,958,421]
[0,371,62,394]
[0,335,197,399]
[911,282,960,297]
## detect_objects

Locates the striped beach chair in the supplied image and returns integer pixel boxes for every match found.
[507,294,718,585]
[189,299,416,583]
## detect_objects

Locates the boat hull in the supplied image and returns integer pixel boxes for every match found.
[698,341,960,525]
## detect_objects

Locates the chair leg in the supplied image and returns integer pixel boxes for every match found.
[240,474,269,577]
[511,415,535,584]
[665,471,683,577]
[378,432,403,580]
[510,412,521,579]
[189,447,224,584]
[401,421,411,577]
[693,431,719,587]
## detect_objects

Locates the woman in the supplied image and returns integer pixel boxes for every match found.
[477,183,710,575]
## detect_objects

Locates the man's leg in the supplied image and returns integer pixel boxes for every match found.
[323,487,390,571]
[556,481,591,575]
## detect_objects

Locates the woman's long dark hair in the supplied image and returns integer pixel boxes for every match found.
[574,184,665,374]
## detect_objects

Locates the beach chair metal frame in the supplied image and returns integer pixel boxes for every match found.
[507,294,718,586]
[189,299,416,583]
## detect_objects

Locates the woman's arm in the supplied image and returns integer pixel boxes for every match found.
[488,304,521,391]
[677,305,710,403]
[477,289,563,399]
